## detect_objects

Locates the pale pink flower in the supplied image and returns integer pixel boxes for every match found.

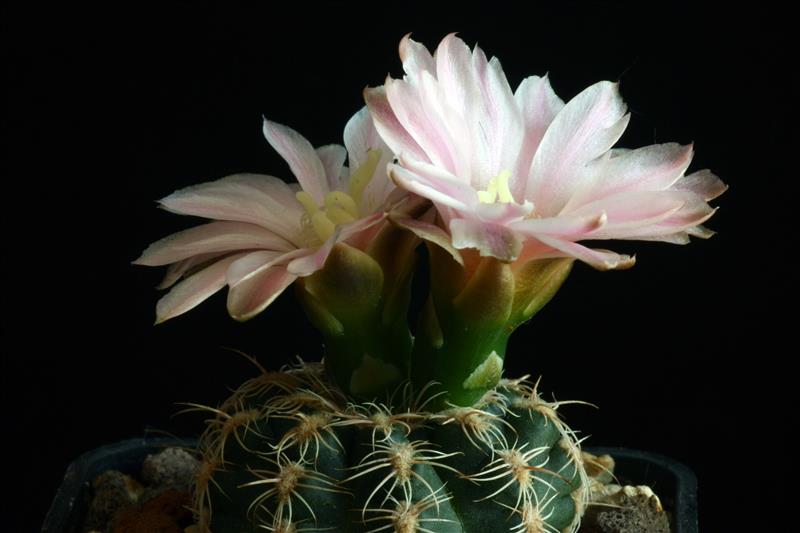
[366,34,726,268]
[135,108,397,323]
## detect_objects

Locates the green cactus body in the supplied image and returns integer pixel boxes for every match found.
[192,362,588,533]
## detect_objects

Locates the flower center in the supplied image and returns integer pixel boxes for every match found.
[295,149,381,244]
[477,170,514,204]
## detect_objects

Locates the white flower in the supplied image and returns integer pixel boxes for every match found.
[135,108,397,323]
[366,34,726,268]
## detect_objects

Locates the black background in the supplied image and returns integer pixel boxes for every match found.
[4,2,791,531]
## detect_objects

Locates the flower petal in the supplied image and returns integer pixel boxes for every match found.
[262,119,328,204]
[567,191,687,238]
[226,264,297,322]
[435,33,480,121]
[339,211,387,242]
[399,34,435,80]
[528,81,630,215]
[510,212,608,239]
[450,217,523,262]
[671,169,728,200]
[535,235,635,270]
[416,69,472,178]
[134,221,294,266]
[158,173,305,246]
[156,252,227,290]
[687,224,716,239]
[226,250,289,287]
[564,143,694,210]
[364,85,428,162]
[316,144,347,192]
[473,200,534,225]
[632,233,692,244]
[607,197,717,240]
[154,253,248,323]
[471,50,524,187]
[385,77,459,172]
[513,74,565,190]
[286,233,338,277]
[344,106,381,171]
[389,160,475,212]
[391,213,464,265]
[283,212,389,277]
[344,106,397,214]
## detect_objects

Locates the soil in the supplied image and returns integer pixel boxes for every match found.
[81,448,198,533]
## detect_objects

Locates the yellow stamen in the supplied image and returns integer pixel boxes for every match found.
[325,206,356,225]
[295,149,382,244]
[325,191,359,219]
[495,170,513,203]
[348,149,381,204]
[310,212,336,242]
[477,183,497,204]
[295,191,319,214]
[478,170,514,204]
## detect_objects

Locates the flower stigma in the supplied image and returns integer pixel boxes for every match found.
[477,170,514,204]
[296,149,382,244]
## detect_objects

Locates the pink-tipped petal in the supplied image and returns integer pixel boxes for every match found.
[316,144,347,191]
[471,52,524,184]
[226,264,297,322]
[262,119,328,204]
[450,217,523,262]
[364,85,428,162]
[399,34,435,80]
[226,250,287,287]
[510,212,608,239]
[528,81,629,214]
[339,211,387,242]
[687,224,716,239]
[134,221,294,266]
[360,154,398,216]
[389,161,475,211]
[388,189,431,216]
[158,173,305,245]
[514,239,569,265]
[286,234,338,277]
[154,253,248,324]
[513,74,565,196]
[435,34,480,120]
[416,70,473,178]
[632,233,692,245]
[609,198,717,240]
[324,211,387,253]
[565,143,694,210]
[671,169,728,200]
[474,199,534,225]
[344,106,381,171]
[567,191,687,238]
[343,107,397,215]
[391,214,464,265]
[156,252,227,290]
[385,77,458,172]
[536,235,635,270]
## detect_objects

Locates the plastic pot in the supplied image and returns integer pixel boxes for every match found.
[587,446,698,533]
[42,439,698,532]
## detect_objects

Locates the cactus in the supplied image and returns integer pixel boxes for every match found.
[191,361,588,533]
[136,33,723,533]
